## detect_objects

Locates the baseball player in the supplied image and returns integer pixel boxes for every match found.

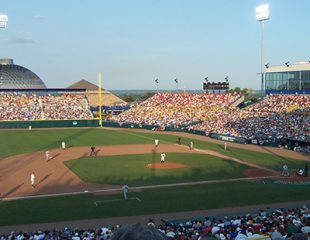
[45,151,50,161]
[224,141,227,151]
[155,139,159,148]
[160,152,166,163]
[30,172,36,188]
[122,183,129,200]
[282,164,289,176]
[90,146,96,156]
[189,141,194,150]
[61,141,66,150]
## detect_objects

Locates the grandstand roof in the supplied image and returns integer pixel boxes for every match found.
[266,61,310,73]
[67,79,103,91]
[67,79,126,106]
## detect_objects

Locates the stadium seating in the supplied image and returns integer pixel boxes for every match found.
[1,205,309,239]
[110,92,242,127]
[0,92,93,120]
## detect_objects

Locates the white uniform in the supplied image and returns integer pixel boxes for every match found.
[122,184,129,200]
[155,139,159,147]
[224,142,227,151]
[190,141,193,150]
[31,173,35,188]
[61,141,66,150]
[45,151,50,161]
[160,153,166,163]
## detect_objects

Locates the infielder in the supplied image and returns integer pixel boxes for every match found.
[45,151,50,161]
[30,172,36,188]
[155,139,159,148]
[189,141,193,150]
[122,183,129,200]
[224,142,227,151]
[61,141,66,150]
[160,152,166,163]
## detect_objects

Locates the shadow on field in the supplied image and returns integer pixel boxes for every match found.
[36,173,52,187]
[261,146,291,163]
[1,183,24,198]
[39,128,93,153]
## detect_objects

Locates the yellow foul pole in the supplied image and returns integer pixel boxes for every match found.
[98,71,102,127]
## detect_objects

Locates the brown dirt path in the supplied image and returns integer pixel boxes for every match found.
[0,144,199,199]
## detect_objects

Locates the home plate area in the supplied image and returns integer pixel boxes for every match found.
[93,197,142,206]
[146,162,187,169]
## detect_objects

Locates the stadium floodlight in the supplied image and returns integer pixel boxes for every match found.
[256,4,269,21]
[256,4,270,97]
[0,14,8,28]
[225,76,228,82]
[174,78,179,92]
[265,63,269,69]
[285,61,290,67]
[155,78,159,92]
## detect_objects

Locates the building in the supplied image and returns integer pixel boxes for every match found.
[67,79,126,107]
[265,61,310,94]
[0,58,46,89]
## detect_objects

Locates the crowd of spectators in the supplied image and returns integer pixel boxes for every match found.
[110,92,242,127]
[191,94,310,143]
[1,205,309,240]
[0,93,93,120]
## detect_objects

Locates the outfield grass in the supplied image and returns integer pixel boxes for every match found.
[65,153,252,186]
[0,181,309,226]
[0,128,175,159]
[0,128,304,171]
[0,128,306,175]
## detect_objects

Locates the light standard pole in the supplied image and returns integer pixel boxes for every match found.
[256,4,269,97]
[0,14,8,28]
[174,78,178,92]
[155,78,159,93]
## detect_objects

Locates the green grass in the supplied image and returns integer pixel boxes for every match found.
[65,153,252,186]
[0,128,308,226]
[0,181,309,226]
[0,128,177,159]
[0,128,305,172]
[181,138,306,171]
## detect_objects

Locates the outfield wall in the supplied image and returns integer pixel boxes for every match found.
[0,119,100,128]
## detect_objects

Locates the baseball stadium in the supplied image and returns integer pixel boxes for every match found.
[0,57,309,238]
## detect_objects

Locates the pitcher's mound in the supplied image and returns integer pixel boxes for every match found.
[146,163,187,169]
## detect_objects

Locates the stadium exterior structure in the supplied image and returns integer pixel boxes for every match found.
[0,58,46,89]
[265,61,310,94]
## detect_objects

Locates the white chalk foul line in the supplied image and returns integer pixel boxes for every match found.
[2,175,279,201]
[93,197,142,206]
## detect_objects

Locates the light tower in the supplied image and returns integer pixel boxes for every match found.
[174,78,178,92]
[256,4,270,97]
[0,14,8,28]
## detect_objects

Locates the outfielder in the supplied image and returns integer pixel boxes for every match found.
[155,139,159,148]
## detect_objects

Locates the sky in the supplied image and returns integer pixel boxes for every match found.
[0,0,309,90]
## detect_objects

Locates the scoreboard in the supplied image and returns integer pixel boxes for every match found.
[203,81,229,91]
